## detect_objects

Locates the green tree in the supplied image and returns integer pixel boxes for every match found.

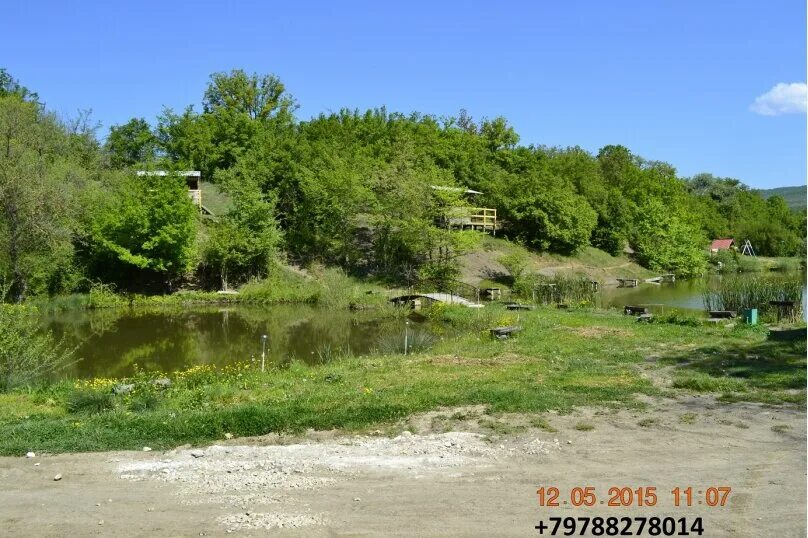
[0,95,79,301]
[203,69,296,121]
[81,170,197,290]
[105,118,158,168]
[631,199,707,276]
[202,179,282,290]
[0,68,39,104]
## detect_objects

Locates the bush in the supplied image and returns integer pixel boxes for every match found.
[67,390,115,414]
[650,313,702,326]
[0,305,74,391]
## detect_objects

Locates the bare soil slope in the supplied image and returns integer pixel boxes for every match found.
[459,238,653,288]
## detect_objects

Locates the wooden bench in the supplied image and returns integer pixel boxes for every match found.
[490,326,522,339]
[769,328,807,342]
[505,303,533,311]
[769,301,797,322]
[624,305,649,316]
[708,310,736,319]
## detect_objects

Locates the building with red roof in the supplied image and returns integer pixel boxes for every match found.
[710,238,735,253]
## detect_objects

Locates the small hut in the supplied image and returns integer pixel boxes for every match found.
[709,238,734,255]
[137,170,202,210]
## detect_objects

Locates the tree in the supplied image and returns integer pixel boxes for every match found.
[81,170,197,290]
[0,69,39,104]
[0,95,78,301]
[105,118,159,168]
[631,199,707,276]
[203,69,297,122]
[479,116,519,151]
[203,180,282,290]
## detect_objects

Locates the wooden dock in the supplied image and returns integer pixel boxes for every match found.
[390,293,481,309]
[617,278,639,288]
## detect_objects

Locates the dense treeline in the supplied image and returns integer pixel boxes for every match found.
[0,68,804,301]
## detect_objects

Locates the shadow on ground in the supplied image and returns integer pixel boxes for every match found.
[658,335,807,404]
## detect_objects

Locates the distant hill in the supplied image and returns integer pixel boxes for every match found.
[759,185,806,211]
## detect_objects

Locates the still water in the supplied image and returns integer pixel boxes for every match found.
[48,275,804,379]
[47,305,419,379]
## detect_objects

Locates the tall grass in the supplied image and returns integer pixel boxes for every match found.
[375,326,438,355]
[515,273,598,306]
[702,275,804,320]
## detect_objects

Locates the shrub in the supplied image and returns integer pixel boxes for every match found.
[67,390,115,414]
[0,305,74,391]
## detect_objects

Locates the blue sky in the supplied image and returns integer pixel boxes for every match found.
[2,0,805,188]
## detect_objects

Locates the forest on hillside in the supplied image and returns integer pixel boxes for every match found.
[0,68,805,302]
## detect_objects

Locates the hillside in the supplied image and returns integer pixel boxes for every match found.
[458,236,654,289]
[759,185,806,211]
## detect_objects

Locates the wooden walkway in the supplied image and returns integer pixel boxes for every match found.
[390,293,480,307]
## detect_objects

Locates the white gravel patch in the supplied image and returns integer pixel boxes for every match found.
[217,511,324,531]
[117,431,559,531]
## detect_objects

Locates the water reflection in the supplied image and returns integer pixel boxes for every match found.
[46,306,412,379]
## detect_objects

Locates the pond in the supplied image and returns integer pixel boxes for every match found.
[47,305,427,379]
[47,273,804,379]
[601,274,807,315]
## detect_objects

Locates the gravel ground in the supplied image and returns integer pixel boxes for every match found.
[1,397,804,537]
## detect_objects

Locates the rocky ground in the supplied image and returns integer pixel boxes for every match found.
[1,396,805,537]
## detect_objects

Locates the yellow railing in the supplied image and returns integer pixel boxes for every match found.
[446,207,497,229]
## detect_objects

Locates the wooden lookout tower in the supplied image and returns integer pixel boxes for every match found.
[431,185,499,233]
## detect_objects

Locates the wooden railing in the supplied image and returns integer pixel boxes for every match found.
[445,207,498,231]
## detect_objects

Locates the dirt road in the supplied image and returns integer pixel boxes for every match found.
[1,396,804,537]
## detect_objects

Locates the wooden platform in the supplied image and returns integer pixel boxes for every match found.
[617,278,638,288]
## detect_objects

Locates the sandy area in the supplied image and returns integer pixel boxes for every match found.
[0,396,804,537]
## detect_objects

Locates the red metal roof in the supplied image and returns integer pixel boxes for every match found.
[710,239,734,250]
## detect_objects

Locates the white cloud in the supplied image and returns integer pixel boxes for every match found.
[750,82,807,116]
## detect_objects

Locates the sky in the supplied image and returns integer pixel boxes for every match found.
[2,0,806,189]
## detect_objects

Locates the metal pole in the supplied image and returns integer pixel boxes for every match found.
[404,321,409,355]
[261,334,267,372]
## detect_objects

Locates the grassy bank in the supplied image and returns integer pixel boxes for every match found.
[32,266,394,313]
[1,305,803,455]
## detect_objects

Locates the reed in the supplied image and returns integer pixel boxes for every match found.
[702,275,804,320]
[522,274,598,306]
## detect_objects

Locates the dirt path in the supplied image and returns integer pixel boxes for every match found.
[1,397,804,537]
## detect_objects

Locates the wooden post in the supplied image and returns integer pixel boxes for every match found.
[261,334,268,372]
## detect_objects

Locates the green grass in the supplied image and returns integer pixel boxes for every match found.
[665,338,806,404]
[636,418,659,428]
[34,266,394,313]
[0,305,803,455]
[574,422,595,431]
[529,416,558,432]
